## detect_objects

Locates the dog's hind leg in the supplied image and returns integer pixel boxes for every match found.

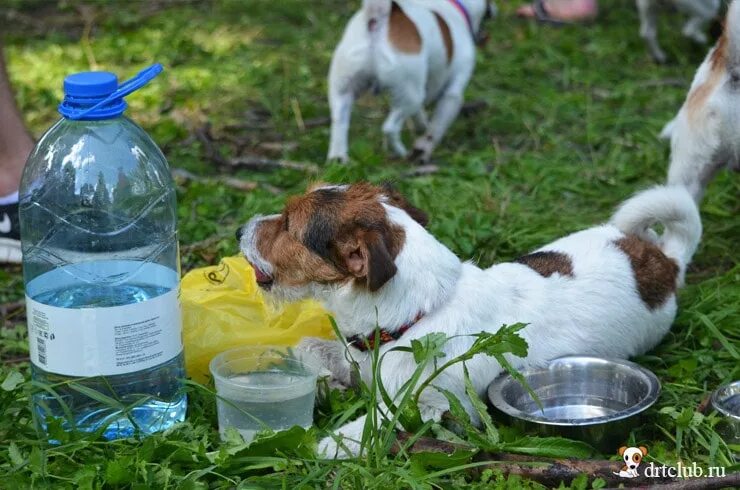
[410,70,471,163]
[382,85,425,158]
[636,0,666,63]
[682,16,709,44]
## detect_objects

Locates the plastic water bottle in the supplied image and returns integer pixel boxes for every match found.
[19,64,187,439]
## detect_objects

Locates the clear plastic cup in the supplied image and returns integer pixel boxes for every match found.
[209,345,320,442]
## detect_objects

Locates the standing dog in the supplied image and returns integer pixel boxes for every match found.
[238,183,701,458]
[327,1,493,163]
[662,0,740,202]
[636,0,720,63]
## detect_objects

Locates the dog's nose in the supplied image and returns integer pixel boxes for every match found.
[630,465,636,469]
[235,226,244,242]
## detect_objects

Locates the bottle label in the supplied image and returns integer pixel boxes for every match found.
[26,289,183,377]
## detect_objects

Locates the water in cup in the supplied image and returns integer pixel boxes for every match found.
[210,347,319,442]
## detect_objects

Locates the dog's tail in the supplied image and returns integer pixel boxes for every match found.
[610,186,702,282]
[363,0,392,33]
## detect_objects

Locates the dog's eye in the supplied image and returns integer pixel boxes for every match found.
[625,456,629,461]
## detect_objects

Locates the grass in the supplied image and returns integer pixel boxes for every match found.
[1,0,739,487]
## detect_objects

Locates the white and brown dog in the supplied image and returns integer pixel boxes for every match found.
[636,0,720,63]
[662,0,740,202]
[327,0,493,163]
[238,183,701,458]
[614,446,649,478]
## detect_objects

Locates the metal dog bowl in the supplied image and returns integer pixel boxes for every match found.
[711,380,740,454]
[488,356,661,451]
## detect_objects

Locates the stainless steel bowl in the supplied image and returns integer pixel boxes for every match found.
[488,356,661,451]
[711,380,740,453]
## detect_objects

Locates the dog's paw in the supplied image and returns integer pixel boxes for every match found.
[649,47,667,64]
[326,153,349,164]
[409,135,434,164]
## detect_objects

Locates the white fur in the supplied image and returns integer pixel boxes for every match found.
[636,0,719,63]
[240,185,701,458]
[327,0,492,163]
[664,0,740,202]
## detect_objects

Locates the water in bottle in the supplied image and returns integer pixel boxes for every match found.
[19,64,187,439]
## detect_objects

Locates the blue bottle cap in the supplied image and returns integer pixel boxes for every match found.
[58,64,163,121]
[63,72,118,98]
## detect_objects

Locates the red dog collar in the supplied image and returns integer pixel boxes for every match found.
[346,312,425,352]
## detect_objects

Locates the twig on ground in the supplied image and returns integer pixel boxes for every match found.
[2,356,29,365]
[194,124,318,173]
[172,168,282,194]
[392,433,740,488]
[404,164,439,178]
[1,301,25,327]
[226,156,318,173]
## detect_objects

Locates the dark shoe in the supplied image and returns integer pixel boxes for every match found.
[0,201,21,264]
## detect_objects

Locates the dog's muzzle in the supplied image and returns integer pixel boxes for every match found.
[239,214,279,290]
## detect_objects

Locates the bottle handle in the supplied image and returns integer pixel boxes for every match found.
[68,63,163,120]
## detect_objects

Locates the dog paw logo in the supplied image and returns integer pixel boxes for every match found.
[613,446,648,478]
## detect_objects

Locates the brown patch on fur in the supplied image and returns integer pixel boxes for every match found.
[614,235,679,310]
[434,12,453,63]
[381,182,429,227]
[254,183,415,292]
[516,251,574,278]
[687,28,727,118]
[388,2,422,54]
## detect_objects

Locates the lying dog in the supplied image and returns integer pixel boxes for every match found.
[327,0,493,163]
[636,0,719,63]
[238,183,701,457]
[662,0,740,202]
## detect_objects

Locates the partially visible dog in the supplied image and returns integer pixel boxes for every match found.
[238,182,701,458]
[614,446,648,478]
[662,0,740,202]
[636,0,720,63]
[327,0,494,164]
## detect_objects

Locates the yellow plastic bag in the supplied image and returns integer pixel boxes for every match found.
[181,256,334,382]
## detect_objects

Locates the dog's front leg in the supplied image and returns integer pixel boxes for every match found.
[297,337,359,388]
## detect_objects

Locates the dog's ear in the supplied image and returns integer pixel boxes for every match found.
[340,229,397,291]
[381,182,429,227]
[618,446,628,456]
[301,188,345,259]
[639,446,648,456]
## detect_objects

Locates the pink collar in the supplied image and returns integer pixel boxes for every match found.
[448,0,474,36]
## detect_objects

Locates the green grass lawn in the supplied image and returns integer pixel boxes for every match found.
[1,0,738,487]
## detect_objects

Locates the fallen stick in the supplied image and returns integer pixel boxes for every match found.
[393,433,739,488]
[172,168,282,195]
[194,124,317,173]
[226,155,318,173]
[603,473,740,490]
